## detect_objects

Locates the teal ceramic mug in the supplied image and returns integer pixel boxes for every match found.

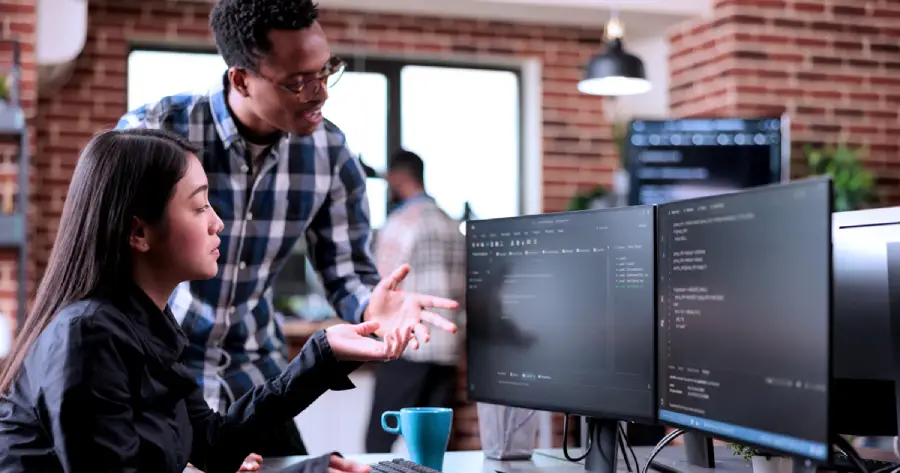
[381,407,453,472]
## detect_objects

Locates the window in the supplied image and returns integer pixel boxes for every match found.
[400,65,520,220]
[127,49,226,111]
[321,71,389,229]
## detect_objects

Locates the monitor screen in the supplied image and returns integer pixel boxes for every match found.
[831,207,900,436]
[466,206,656,422]
[656,178,832,461]
[626,117,787,206]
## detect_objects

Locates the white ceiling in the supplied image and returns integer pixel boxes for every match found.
[317,0,712,38]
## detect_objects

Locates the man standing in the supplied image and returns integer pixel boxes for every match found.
[366,150,467,453]
[117,0,457,458]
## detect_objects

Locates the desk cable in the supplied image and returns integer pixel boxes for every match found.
[639,428,685,473]
[834,434,870,473]
[558,415,640,473]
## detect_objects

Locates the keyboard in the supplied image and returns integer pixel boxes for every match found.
[370,458,441,473]
[831,452,899,473]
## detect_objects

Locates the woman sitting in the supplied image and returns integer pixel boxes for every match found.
[0,129,456,473]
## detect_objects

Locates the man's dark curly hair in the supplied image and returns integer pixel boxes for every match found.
[209,0,320,71]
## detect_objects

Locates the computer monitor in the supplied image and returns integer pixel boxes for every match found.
[832,206,900,436]
[465,206,657,473]
[656,178,833,463]
[625,115,789,206]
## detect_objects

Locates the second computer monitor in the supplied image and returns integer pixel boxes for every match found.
[656,178,832,462]
[466,206,657,423]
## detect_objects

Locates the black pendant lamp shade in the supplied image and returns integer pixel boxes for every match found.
[578,17,651,97]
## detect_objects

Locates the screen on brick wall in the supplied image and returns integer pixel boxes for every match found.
[626,116,788,206]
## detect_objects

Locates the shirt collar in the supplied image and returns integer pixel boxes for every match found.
[391,192,431,214]
[108,283,189,366]
[210,75,241,150]
[210,73,289,151]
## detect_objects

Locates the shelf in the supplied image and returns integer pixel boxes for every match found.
[0,104,24,136]
[0,214,25,249]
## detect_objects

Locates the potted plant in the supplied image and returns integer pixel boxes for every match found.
[805,143,878,211]
[0,73,8,106]
[567,185,611,211]
[728,443,791,473]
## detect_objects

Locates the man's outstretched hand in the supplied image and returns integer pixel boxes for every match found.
[364,264,459,351]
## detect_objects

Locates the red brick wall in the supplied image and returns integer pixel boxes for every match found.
[0,0,37,327]
[668,0,900,202]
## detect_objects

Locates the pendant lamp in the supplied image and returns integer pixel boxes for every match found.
[578,16,651,97]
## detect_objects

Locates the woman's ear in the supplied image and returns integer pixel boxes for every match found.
[130,217,151,253]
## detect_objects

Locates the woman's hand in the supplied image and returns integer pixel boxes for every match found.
[364,264,459,349]
[327,455,371,472]
[325,321,413,362]
[238,453,262,471]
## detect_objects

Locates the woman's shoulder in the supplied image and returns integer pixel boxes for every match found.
[38,297,141,355]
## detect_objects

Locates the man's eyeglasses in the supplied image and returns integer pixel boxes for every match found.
[254,56,346,102]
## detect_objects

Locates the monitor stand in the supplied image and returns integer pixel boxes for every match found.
[650,433,751,473]
[584,417,619,473]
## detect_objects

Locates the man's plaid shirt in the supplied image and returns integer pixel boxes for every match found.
[116,82,379,412]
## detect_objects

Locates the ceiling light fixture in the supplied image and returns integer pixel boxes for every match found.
[578,15,651,97]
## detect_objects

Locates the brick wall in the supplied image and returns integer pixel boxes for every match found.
[669,0,900,202]
[0,0,37,327]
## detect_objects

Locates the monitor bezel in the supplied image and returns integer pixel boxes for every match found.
[464,204,660,425]
[653,176,833,463]
[624,113,792,206]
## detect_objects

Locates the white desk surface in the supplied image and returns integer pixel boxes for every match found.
[259,448,648,473]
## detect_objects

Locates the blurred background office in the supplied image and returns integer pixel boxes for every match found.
[0,0,897,458]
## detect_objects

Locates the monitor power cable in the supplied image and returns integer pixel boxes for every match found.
[618,423,640,473]
[562,414,593,462]
[639,428,685,473]
[834,435,870,473]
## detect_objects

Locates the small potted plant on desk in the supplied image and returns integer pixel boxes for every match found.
[729,443,792,473]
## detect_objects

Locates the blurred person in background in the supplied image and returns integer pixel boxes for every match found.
[365,150,467,453]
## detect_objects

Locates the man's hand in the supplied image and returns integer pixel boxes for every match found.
[328,455,371,473]
[364,264,459,350]
[325,321,411,361]
[238,453,262,471]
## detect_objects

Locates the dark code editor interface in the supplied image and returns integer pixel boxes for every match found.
[657,180,831,460]
[627,118,782,205]
[466,207,656,421]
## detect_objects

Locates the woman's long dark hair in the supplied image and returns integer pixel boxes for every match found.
[0,128,200,394]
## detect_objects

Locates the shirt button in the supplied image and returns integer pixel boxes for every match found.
[239,261,247,270]
[240,164,249,173]
[247,212,253,221]
[228,307,235,315]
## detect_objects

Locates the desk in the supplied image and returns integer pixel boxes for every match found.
[260,448,648,473]
[245,444,900,473]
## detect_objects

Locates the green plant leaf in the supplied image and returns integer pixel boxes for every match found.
[804,142,877,211]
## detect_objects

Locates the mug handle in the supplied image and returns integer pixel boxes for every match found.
[381,411,402,435]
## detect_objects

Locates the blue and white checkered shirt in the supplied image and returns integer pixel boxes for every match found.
[116,81,379,413]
